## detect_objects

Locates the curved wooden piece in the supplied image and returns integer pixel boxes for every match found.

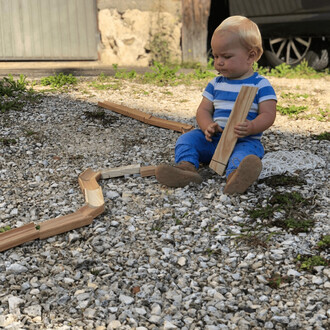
[78,169,104,208]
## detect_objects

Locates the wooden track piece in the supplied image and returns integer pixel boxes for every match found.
[100,164,141,179]
[0,223,40,252]
[209,86,258,175]
[140,165,157,177]
[98,100,194,133]
[78,169,105,208]
[77,205,105,218]
[39,212,93,239]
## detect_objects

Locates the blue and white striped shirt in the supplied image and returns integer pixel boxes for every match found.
[202,72,277,139]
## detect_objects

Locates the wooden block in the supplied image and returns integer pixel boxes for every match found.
[0,223,39,252]
[140,165,157,177]
[209,86,258,175]
[100,164,141,179]
[39,212,93,239]
[98,100,194,133]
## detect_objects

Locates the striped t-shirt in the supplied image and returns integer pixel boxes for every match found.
[202,72,277,139]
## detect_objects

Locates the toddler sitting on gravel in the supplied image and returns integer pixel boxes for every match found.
[155,15,277,194]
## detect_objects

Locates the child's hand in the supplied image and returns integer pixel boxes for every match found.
[234,120,254,138]
[204,122,222,142]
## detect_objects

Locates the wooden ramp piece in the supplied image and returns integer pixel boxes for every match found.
[0,223,40,252]
[78,169,104,208]
[209,86,258,175]
[98,100,194,133]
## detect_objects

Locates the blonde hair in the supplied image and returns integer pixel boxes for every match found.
[213,15,263,60]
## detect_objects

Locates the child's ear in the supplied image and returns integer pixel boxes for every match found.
[248,49,258,63]
[248,49,257,60]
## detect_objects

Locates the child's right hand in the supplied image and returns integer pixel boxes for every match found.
[204,122,222,142]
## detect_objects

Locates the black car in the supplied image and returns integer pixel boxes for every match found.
[208,0,330,70]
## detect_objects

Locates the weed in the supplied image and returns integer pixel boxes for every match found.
[312,132,330,141]
[249,205,274,220]
[277,105,307,117]
[112,64,137,80]
[0,225,11,233]
[313,108,329,122]
[229,224,281,248]
[248,191,315,234]
[260,175,306,188]
[268,60,324,78]
[267,273,292,289]
[40,73,77,88]
[280,217,314,232]
[0,74,39,112]
[149,32,172,65]
[296,254,329,273]
[317,235,330,251]
[0,138,17,146]
[280,92,309,100]
[142,62,183,86]
[84,110,118,127]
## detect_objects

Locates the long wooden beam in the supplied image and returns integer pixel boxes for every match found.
[209,86,258,175]
[98,100,194,133]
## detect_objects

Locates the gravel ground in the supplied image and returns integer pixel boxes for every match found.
[0,75,329,330]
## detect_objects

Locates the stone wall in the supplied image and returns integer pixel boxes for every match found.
[97,0,182,66]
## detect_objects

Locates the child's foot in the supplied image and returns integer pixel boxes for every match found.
[155,161,203,187]
[223,155,262,194]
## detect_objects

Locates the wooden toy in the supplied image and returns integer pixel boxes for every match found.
[209,86,258,175]
[98,100,194,133]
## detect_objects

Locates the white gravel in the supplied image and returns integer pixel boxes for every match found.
[0,75,329,330]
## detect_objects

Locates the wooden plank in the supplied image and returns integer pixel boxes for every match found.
[0,223,39,252]
[39,212,93,239]
[100,164,141,179]
[98,100,194,133]
[209,86,258,175]
[140,165,157,177]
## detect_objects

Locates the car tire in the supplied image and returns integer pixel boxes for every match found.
[264,37,329,70]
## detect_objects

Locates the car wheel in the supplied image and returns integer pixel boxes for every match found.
[264,37,329,70]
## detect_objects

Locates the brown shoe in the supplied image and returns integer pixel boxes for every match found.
[223,155,262,194]
[155,161,203,187]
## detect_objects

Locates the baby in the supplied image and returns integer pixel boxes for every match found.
[155,15,277,194]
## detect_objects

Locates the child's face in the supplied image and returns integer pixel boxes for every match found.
[211,31,255,79]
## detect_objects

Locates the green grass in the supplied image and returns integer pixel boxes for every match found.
[277,105,308,117]
[40,72,77,88]
[312,132,330,141]
[296,254,329,272]
[0,225,11,233]
[248,191,315,234]
[317,235,330,251]
[0,74,39,112]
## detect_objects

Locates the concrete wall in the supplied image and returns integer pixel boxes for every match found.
[97,0,182,66]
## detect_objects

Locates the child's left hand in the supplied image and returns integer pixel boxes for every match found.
[234,120,254,138]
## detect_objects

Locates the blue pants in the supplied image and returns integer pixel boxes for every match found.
[175,129,264,177]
